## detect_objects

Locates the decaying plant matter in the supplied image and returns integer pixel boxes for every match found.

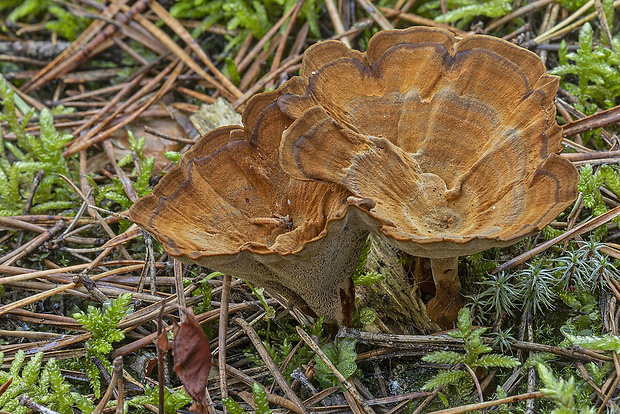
[131,27,578,329]
[278,27,578,326]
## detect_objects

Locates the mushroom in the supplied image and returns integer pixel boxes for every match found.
[129,78,371,327]
[278,27,578,327]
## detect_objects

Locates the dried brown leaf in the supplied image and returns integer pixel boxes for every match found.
[173,307,211,404]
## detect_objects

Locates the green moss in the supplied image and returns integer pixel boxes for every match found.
[6,0,90,40]
[71,293,133,398]
[421,308,519,403]
[0,75,79,216]
[551,23,620,110]
[0,352,95,414]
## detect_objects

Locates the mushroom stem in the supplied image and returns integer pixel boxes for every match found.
[426,256,463,328]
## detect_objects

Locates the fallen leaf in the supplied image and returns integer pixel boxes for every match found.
[173,307,211,404]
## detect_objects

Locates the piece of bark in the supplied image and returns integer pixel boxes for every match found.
[357,235,441,334]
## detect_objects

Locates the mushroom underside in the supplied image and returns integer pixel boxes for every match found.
[174,209,370,327]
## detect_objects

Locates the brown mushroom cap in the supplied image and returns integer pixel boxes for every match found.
[279,27,578,258]
[129,78,369,325]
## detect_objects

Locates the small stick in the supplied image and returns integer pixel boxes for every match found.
[219,275,232,409]
[103,140,138,202]
[234,32,255,66]
[65,58,175,154]
[464,364,484,410]
[232,58,302,108]
[174,260,186,321]
[556,102,583,145]
[343,389,364,414]
[483,0,553,33]
[367,390,431,406]
[296,326,374,414]
[157,302,166,414]
[593,0,614,47]
[531,0,594,44]
[270,0,305,74]
[563,104,620,137]
[339,327,611,362]
[528,1,620,47]
[236,4,300,73]
[440,0,447,14]
[0,219,65,266]
[379,7,467,35]
[493,204,620,273]
[71,60,153,137]
[149,1,242,98]
[93,356,123,414]
[356,0,394,30]
[23,169,45,215]
[576,361,605,402]
[429,392,545,414]
[19,395,60,414]
[114,302,262,358]
[325,0,351,47]
[502,23,531,41]
[143,124,197,145]
[63,58,183,157]
[175,86,217,105]
[114,358,124,414]
[59,175,132,260]
[236,320,310,414]
[76,271,109,303]
[562,150,620,161]
[0,252,142,315]
[25,0,149,92]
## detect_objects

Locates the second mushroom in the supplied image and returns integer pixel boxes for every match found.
[278,27,578,326]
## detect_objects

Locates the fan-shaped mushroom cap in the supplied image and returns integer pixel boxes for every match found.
[129,78,370,326]
[279,27,578,258]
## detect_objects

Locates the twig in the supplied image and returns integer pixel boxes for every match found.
[219,275,232,408]
[563,104,620,137]
[483,0,553,33]
[428,392,545,414]
[339,327,611,362]
[0,219,65,266]
[356,0,394,30]
[379,7,467,35]
[18,395,60,414]
[157,302,165,414]
[325,0,351,47]
[464,364,484,410]
[593,0,614,47]
[412,388,441,414]
[25,0,148,92]
[63,59,180,156]
[562,150,620,162]
[296,326,374,414]
[114,358,124,414]
[174,260,186,321]
[493,204,620,273]
[236,320,310,414]
[236,4,300,73]
[22,169,45,215]
[93,356,123,414]
[269,0,305,74]
[149,1,242,98]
